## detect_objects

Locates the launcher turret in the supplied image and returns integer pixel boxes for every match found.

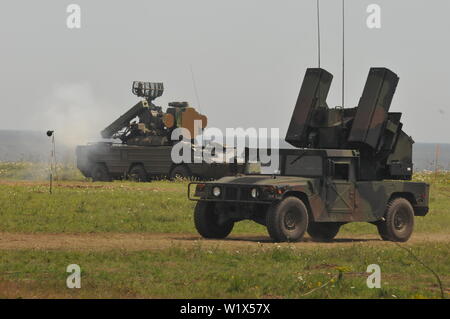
[100,82,207,146]
[100,82,164,141]
[285,67,413,181]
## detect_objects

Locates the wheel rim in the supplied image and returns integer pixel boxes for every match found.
[394,208,408,230]
[284,209,300,230]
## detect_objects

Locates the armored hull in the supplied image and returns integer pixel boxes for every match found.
[76,142,244,181]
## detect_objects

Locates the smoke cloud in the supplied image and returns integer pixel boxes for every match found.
[39,82,108,147]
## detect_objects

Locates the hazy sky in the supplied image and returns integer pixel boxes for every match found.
[1,0,449,144]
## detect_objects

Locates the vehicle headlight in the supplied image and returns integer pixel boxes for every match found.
[212,186,221,197]
[251,188,259,198]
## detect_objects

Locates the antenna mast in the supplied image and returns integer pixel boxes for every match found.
[190,64,202,112]
[316,0,321,68]
[341,0,345,108]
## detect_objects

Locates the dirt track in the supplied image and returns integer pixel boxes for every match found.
[0,232,448,251]
[0,180,183,192]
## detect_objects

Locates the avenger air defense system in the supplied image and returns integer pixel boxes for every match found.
[76,82,244,181]
[188,67,430,242]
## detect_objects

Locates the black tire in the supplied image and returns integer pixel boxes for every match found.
[194,201,234,239]
[128,165,149,182]
[307,222,341,242]
[375,222,391,241]
[377,197,414,242]
[169,165,191,180]
[91,163,111,182]
[266,196,309,242]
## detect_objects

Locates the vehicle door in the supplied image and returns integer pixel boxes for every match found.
[326,159,355,214]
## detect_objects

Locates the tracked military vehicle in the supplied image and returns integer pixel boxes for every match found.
[188,67,430,242]
[76,82,244,181]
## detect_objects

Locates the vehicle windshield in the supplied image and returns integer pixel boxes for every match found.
[284,155,323,176]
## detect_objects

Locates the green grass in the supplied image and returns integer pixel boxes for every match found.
[0,180,265,234]
[0,172,449,235]
[0,162,86,181]
[0,165,448,299]
[0,243,448,298]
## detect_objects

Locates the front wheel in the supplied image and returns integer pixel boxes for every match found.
[91,163,112,182]
[266,197,309,242]
[376,197,414,242]
[169,165,192,180]
[128,165,149,182]
[194,202,234,239]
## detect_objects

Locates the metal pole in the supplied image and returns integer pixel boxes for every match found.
[435,144,440,181]
[47,130,56,194]
[317,0,321,68]
[49,137,53,194]
[342,0,345,108]
[52,134,57,181]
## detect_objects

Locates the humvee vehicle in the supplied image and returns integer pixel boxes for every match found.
[188,68,430,242]
[76,82,244,181]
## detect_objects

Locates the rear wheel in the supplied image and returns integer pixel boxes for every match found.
[307,222,341,242]
[128,165,149,182]
[91,163,111,182]
[377,197,414,242]
[170,165,191,180]
[266,197,309,242]
[194,202,234,239]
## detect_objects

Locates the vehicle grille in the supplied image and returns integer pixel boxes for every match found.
[224,187,238,200]
[240,187,251,201]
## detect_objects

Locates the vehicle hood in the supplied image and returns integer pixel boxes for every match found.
[210,175,314,186]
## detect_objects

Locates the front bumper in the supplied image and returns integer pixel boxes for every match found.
[188,182,278,204]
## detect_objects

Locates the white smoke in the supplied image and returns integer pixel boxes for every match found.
[39,82,108,147]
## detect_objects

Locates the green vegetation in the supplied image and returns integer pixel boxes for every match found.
[0,162,85,181]
[0,179,266,234]
[1,243,448,298]
[0,180,197,233]
[0,172,449,235]
[0,163,448,298]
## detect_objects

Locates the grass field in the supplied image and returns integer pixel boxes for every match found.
[0,163,449,299]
